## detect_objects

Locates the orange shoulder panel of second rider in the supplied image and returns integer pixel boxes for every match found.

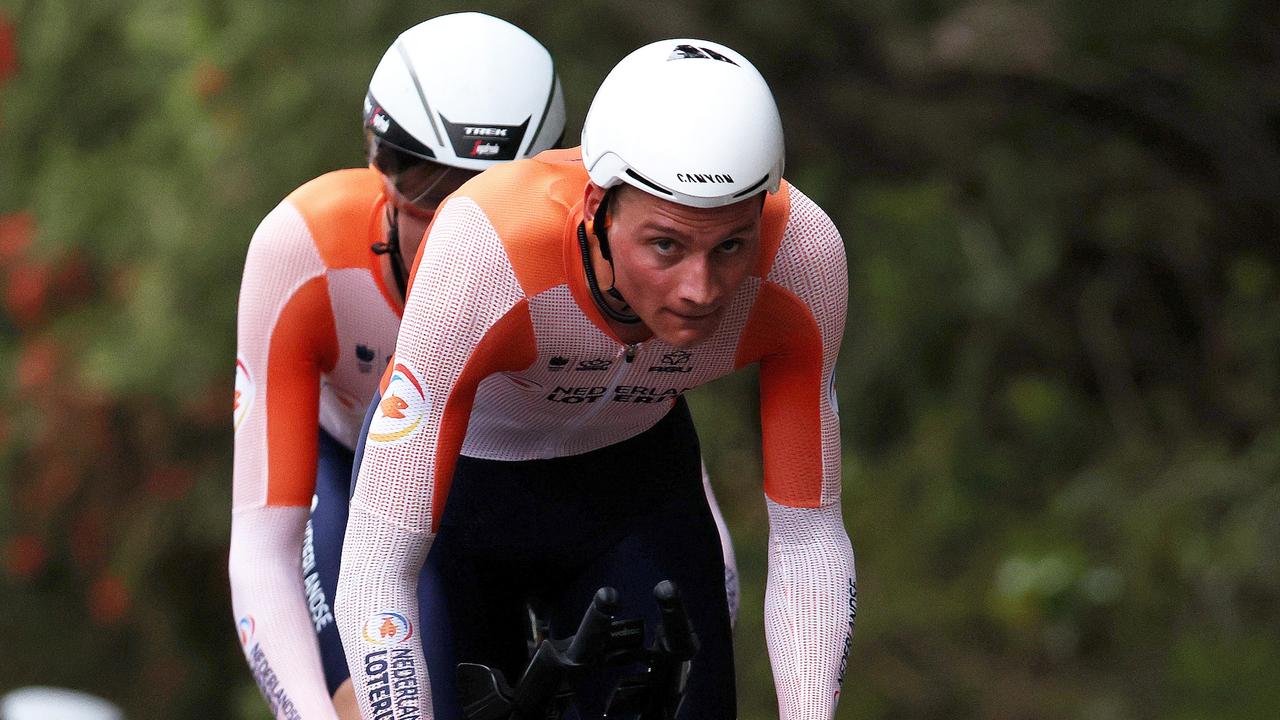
[286,167,386,272]
[451,148,590,297]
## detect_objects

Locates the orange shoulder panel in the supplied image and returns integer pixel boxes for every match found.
[754,181,792,278]
[286,168,386,271]
[450,151,587,297]
[735,280,824,507]
[264,275,340,506]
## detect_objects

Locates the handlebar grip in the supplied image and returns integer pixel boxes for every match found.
[654,581,697,660]
[565,586,619,663]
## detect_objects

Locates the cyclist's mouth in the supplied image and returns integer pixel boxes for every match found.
[669,308,717,322]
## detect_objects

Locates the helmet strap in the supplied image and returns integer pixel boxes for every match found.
[589,188,640,320]
[371,204,410,301]
[578,196,640,325]
[595,187,615,262]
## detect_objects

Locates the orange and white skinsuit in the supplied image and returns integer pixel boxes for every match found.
[228,168,739,719]
[230,168,400,719]
[338,149,857,720]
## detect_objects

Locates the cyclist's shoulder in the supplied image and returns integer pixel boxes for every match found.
[279,167,383,271]
[430,149,585,291]
[455,147,585,208]
[774,179,841,237]
[760,179,844,277]
[285,167,383,228]
[245,168,383,278]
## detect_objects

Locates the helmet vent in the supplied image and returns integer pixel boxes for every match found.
[395,40,446,147]
[525,72,560,157]
[667,44,739,66]
[732,174,771,198]
[624,169,674,196]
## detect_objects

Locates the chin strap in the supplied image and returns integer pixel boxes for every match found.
[578,189,640,324]
[371,204,409,301]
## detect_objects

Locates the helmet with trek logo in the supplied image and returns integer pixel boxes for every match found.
[581,39,784,209]
[364,12,566,207]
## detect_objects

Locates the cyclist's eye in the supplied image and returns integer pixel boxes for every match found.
[718,239,743,254]
[653,238,677,255]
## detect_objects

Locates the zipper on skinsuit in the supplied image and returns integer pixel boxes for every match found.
[542,342,639,455]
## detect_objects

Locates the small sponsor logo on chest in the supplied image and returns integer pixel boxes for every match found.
[648,350,693,373]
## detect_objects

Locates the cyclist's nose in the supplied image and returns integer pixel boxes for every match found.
[676,257,718,309]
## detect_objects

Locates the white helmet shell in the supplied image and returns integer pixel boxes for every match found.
[581,39,784,208]
[364,12,565,171]
[0,687,123,720]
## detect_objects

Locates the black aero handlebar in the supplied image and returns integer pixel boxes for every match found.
[457,581,698,720]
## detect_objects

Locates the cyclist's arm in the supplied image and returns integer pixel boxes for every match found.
[229,201,340,720]
[335,196,536,720]
[748,185,856,719]
[700,462,741,626]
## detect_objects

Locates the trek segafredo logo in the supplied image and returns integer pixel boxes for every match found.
[463,126,509,137]
[368,363,429,445]
[364,98,391,135]
[234,356,255,433]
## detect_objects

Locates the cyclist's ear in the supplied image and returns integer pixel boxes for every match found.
[582,182,608,228]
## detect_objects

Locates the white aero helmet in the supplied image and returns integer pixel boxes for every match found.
[363,12,566,172]
[581,39,785,209]
[0,687,123,720]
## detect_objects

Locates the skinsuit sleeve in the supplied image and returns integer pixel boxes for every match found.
[229,200,341,720]
[335,196,537,720]
[738,184,857,719]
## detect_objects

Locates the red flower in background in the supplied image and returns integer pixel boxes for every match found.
[15,336,58,393]
[0,212,34,266]
[21,458,82,520]
[5,260,52,327]
[193,61,227,100]
[49,249,96,305]
[4,534,47,579]
[0,15,16,86]
[89,574,131,625]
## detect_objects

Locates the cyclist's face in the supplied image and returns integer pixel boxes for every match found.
[384,162,478,221]
[594,185,764,348]
[379,175,431,265]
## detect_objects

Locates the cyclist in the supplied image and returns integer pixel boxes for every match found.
[336,38,857,720]
[230,15,742,719]
[230,14,568,720]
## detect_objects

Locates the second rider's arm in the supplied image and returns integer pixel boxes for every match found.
[230,201,341,720]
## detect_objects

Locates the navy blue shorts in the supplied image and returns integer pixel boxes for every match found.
[322,395,734,719]
[426,396,734,719]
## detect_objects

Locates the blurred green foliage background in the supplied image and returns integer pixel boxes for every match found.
[2,0,1278,718]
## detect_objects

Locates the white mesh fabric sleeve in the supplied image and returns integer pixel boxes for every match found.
[229,507,339,720]
[702,461,740,627]
[337,197,530,719]
[230,201,337,719]
[759,185,856,716]
[765,499,858,719]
